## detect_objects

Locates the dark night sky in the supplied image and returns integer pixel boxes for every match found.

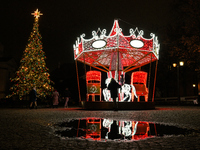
[0,0,176,71]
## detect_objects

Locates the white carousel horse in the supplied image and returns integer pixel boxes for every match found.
[103,78,112,101]
[121,84,138,102]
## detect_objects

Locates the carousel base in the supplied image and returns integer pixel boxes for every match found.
[81,101,155,110]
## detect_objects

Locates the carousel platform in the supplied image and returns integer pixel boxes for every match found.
[81,101,155,110]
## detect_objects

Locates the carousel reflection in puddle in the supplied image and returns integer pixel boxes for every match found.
[55,118,196,141]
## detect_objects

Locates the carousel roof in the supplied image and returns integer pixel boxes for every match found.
[73,20,160,72]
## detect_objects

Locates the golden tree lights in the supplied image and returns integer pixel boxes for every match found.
[7,9,54,100]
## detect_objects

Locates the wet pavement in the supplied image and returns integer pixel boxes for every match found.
[0,106,200,150]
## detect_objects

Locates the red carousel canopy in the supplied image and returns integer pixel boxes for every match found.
[73,20,160,73]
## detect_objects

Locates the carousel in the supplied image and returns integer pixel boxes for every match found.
[73,20,160,110]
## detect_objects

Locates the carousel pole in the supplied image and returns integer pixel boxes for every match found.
[83,54,87,80]
[148,53,152,101]
[116,19,121,82]
[117,37,119,81]
[117,19,120,106]
[83,54,88,101]
[75,60,82,103]
[152,60,158,102]
[148,53,152,90]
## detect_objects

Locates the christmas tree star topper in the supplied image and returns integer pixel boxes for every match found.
[31,9,43,21]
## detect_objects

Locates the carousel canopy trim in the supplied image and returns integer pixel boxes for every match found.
[92,39,107,49]
[73,20,160,71]
[130,40,144,48]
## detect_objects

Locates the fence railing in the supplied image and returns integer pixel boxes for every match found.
[154,96,198,105]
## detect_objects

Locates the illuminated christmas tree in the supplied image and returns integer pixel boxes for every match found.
[7,9,54,100]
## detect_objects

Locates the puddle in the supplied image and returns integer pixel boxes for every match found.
[54,118,199,141]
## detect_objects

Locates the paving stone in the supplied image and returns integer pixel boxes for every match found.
[0,106,200,149]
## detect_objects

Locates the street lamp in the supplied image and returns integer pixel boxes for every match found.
[193,84,196,96]
[173,61,184,105]
[193,84,196,88]
[180,61,184,66]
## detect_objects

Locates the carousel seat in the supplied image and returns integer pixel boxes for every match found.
[86,71,101,101]
[131,71,148,102]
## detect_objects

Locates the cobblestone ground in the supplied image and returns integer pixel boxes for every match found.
[0,106,200,150]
